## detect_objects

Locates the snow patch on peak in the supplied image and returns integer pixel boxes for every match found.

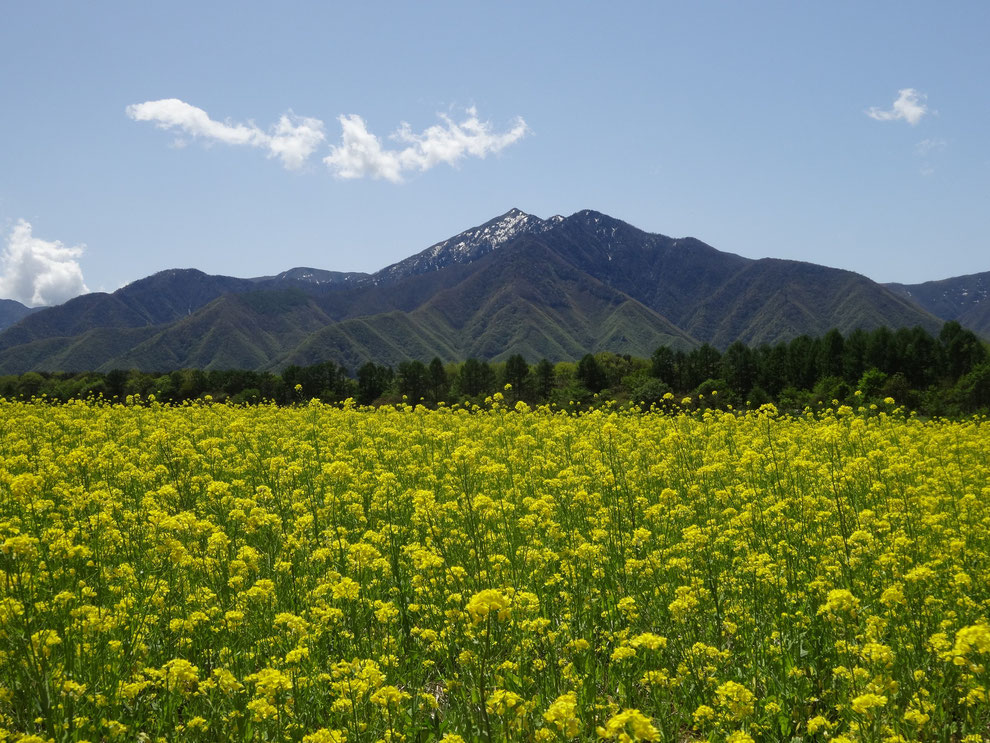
[469,211,532,251]
[426,210,534,258]
[377,209,563,282]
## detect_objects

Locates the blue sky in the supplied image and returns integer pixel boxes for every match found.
[1,1,988,306]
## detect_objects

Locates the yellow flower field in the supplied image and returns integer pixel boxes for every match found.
[0,398,988,742]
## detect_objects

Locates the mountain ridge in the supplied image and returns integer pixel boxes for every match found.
[885,271,990,340]
[0,299,40,333]
[0,209,966,373]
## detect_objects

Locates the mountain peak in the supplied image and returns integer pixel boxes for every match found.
[471,208,538,246]
[567,209,631,227]
[375,208,555,283]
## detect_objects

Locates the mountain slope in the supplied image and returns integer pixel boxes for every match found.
[0,326,160,373]
[683,259,944,347]
[275,238,697,370]
[537,211,940,345]
[412,237,696,358]
[886,271,990,339]
[108,290,337,371]
[538,210,751,328]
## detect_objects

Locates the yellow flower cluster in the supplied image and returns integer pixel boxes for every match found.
[0,398,987,741]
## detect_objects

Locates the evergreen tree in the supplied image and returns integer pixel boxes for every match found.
[105,369,128,400]
[842,328,869,383]
[650,346,677,385]
[818,329,845,379]
[576,354,607,394]
[866,327,896,374]
[534,359,555,401]
[357,362,393,405]
[897,326,940,388]
[755,344,789,397]
[397,360,430,403]
[685,344,721,389]
[457,358,495,398]
[503,354,530,397]
[720,341,757,398]
[428,357,449,404]
[787,335,819,390]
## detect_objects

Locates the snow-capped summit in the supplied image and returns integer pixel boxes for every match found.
[375,208,562,283]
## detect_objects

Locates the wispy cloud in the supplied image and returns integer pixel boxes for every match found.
[0,220,89,307]
[866,88,929,125]
[914,138,946,156]
[914,138,947,176]
[128,99,528,180]
[324,107,529,182]
[126,99,326,170]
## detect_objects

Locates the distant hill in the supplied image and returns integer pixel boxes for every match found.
[0,209,949,373]
[0,269,257,352]
[249,267,370,285]
[886,271,990,340]
[0,299,39,332]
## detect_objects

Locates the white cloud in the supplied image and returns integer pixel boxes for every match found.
[128,99,528,180]
[126,99,325,170]
[323,114,404,182]
[324,107,529,182]
[0,221,89,307]
[866,88,929,125]
[268,114,327,170]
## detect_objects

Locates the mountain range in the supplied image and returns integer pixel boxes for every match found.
[0,208,982,374]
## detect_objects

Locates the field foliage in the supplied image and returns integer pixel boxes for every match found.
[0,398,988,742]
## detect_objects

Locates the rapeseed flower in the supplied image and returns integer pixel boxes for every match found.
[0,398,988,741]
[598,708,660,740]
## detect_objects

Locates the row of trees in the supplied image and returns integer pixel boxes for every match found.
[2,322,987,415]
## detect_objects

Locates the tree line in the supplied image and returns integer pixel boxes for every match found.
[2,322,988,415]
